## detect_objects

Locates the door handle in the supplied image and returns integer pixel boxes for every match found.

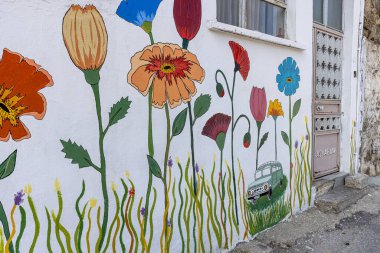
[316,105,324,111]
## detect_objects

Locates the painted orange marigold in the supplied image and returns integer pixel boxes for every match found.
[267,99,284,118]
[0,49,53,142]
[128,43,205,109]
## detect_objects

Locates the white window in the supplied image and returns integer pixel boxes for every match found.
[313,0,343,31]
[217,0,287,38]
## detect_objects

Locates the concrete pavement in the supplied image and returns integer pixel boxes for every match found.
[232,179,380,253]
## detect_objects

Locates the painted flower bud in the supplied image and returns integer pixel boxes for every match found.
[62,5,108,71]
[216,83,225,97]
[24,184,32,195]
[54,178,61,192]
[89,198,97,208]
[243,132,251,148]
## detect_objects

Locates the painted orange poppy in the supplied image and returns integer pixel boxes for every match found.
[0,49,53,141]
[128,43,205,109]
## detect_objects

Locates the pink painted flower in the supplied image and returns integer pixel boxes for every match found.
[250,87,267,123]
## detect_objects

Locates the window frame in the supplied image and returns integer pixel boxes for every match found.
[217,0,288,38]
[313,0,344,33]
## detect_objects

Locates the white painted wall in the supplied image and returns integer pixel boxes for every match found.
[0,0,362,251]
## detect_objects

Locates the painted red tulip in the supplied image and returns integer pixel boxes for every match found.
[250,87,267,123]
[173,0,202,43]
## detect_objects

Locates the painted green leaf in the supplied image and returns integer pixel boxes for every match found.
[60,140,92,169]
[292,99,302,119]
[0,150,17,180]
[172,108,188,137]
[281,131,289,146]
[259,132,269,150]
[193,94,211,121]
[108,97,132,128]
[147,155,162,179]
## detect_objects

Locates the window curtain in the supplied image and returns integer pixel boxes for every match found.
[217,0,240,27]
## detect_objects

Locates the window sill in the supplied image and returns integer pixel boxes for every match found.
[207,20,306,51]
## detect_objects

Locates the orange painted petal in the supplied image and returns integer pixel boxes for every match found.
[19,93,47,120]
[0,49,53,94]
[182,78,196,95]
[177,78,191,102]
[173,48,184,59]
[183,52,201,65]
[163,45,175,60]
[129,66,155,96]
[152,77,166,109]
[0,121,11,142]
[186,62,205,83]
[10,121,31,141]
[140,45,161,61]
[166,79,182,109]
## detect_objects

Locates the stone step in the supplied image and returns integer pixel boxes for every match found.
[315,186,369,213]
[313,172,349,197]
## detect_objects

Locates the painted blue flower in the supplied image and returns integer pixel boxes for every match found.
[116,0,162,27]
[276,57,300,96]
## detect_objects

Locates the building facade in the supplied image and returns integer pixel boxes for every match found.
[0,0,364,252]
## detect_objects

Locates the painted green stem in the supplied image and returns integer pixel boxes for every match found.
[75,180,86,253]
[102,190,120,253]
[15,206,26,253]
[120,180,128,252]
[143,31,156,236]
[288,95,293,213]
[177,160,185,252]
[52,212,73,253]
[256,122,262,171]
[28,196,40,253]
[90,83,108,251]
[274,118,278,161]
[54,191,65,253]
[230,70,240,225]
[0,201,13,253]
[45,207,53,253]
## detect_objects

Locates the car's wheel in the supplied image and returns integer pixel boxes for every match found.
[267,188,273,200]
[280,179,283,186]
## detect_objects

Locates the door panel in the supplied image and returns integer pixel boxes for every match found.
[312,25,343,179]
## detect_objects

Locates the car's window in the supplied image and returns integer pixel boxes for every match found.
[263,168,270,176]
[255,171,262,179]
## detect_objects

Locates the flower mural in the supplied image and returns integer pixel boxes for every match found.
[250,86,269,172]
[0,49,53,141]
[116,0,162,34]
[268,99,284,160]
[202,113,232,249]
[0,1,319,252]
[0,48,53,253]
[128,43,205,109]
[214,41,251,226]
[173,0,202,47]
[61,5,131,251]
[229,41,250,81]
[276,57,302,213]
[276,57,300,96]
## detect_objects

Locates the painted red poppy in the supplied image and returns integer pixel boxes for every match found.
[229,41,250,81]
[202,113,231,141]
[173,0,202,42]
[0,49,53,141]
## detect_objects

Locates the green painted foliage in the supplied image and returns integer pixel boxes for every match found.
[147,155,162,179]
[0,150,17,180]
[172,108,188,137]
[108,97,132,128]
[193,94,211,122]
[259,132,269,150]
[60,140,93,169]
[281,131,289,146]
[292,99,302,119]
